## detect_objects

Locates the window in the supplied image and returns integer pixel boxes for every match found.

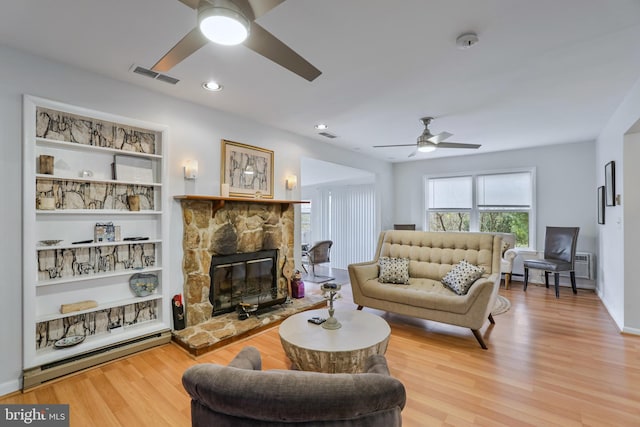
[426,169,535,248]
[300,201,311,245]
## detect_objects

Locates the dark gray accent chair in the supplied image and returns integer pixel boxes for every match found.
[182,346,406,426]
[523,226,580,298]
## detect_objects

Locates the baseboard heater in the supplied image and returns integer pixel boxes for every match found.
[23,329,172,390]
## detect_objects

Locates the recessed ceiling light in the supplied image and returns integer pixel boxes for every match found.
[202,81,223,91]
[314,124,328,130]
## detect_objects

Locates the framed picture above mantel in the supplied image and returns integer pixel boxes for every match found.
[221,139,274,199]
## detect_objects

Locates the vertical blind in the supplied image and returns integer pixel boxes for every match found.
[311,184,377,269]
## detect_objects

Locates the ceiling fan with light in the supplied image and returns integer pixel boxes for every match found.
[151,0,322,81]
[374,117,481,157]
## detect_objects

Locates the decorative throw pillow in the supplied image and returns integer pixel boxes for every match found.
[378,257,410,284]
[441,260,485,295]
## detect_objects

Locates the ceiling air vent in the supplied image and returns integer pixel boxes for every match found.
[318,131,337,139]
[131,65,180,85]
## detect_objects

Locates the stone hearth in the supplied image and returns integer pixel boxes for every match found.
[172,292,325,356]
[174,196,312,354]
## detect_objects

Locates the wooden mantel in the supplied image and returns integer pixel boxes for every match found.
[174,195,308,216]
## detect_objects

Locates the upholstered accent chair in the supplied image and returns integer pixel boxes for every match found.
[182,346,406,426]
[493,232,518,289]
[523,226,580,298]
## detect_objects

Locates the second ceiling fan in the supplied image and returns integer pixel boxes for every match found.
[151,0,321,82]
[374,117,481,157]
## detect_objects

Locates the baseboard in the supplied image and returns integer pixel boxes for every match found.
[0,379,21,397]
[622,326,640,336]
[23,329,171,390]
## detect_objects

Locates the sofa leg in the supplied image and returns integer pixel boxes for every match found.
[356,305,363,311]
[471,329,488,349]
[488,313,495,324]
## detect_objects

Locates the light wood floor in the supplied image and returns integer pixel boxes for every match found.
[3,279,640,426]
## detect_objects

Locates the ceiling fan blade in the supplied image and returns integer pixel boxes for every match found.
[243,22,321,81]
[247,0,285,19]
[427,131,453,144]
[152,27,209,72]
[177,0,201,9]
[436,142,481,149]
[408,149,417,158]
[373,144,417,148]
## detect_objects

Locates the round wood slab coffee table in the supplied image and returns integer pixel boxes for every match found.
[279,309,390,373]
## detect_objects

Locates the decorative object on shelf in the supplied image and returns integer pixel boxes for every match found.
[321,283,342,330]
[114,155,154,183]
[37,196,56,210]
[598,186,605,224]
[60,300,98,314]
[127,194,140,211]
[221,139,274,199]
[54,335,85,348]
[38,239,62,247]
[94,222,116,242]
[129,272,159,297]
[39,155,54,174]
[79,169,93,178]
[605,161,616,206]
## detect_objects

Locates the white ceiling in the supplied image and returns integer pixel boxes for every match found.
[2,0,640,162]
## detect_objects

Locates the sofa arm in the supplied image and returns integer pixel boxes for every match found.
[226,346,261,370]
[503,248,517,263]
[365,354,391,376]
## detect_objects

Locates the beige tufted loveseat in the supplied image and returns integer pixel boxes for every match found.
[348,230,502,349]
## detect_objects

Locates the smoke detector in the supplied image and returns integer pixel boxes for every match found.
[456,32,479,50]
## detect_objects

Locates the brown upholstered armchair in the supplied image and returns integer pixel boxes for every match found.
[182,346,406,426]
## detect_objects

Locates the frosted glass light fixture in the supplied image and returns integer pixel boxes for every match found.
[286,175,297,190]
[184,160,198,180]
[198,0,250,46]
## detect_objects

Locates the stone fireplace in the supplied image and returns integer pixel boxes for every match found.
[178,197,295,327]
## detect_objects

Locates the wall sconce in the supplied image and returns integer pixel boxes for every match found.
[285,175,297,191]
[184,160,198,180]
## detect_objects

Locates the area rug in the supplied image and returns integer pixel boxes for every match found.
[492,295,511,316]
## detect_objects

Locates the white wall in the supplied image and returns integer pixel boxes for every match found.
[392,142,597,256]
[597,74,640,333]
[0,45,393,394]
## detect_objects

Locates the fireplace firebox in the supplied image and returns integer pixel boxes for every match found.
[209,249,286,316]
